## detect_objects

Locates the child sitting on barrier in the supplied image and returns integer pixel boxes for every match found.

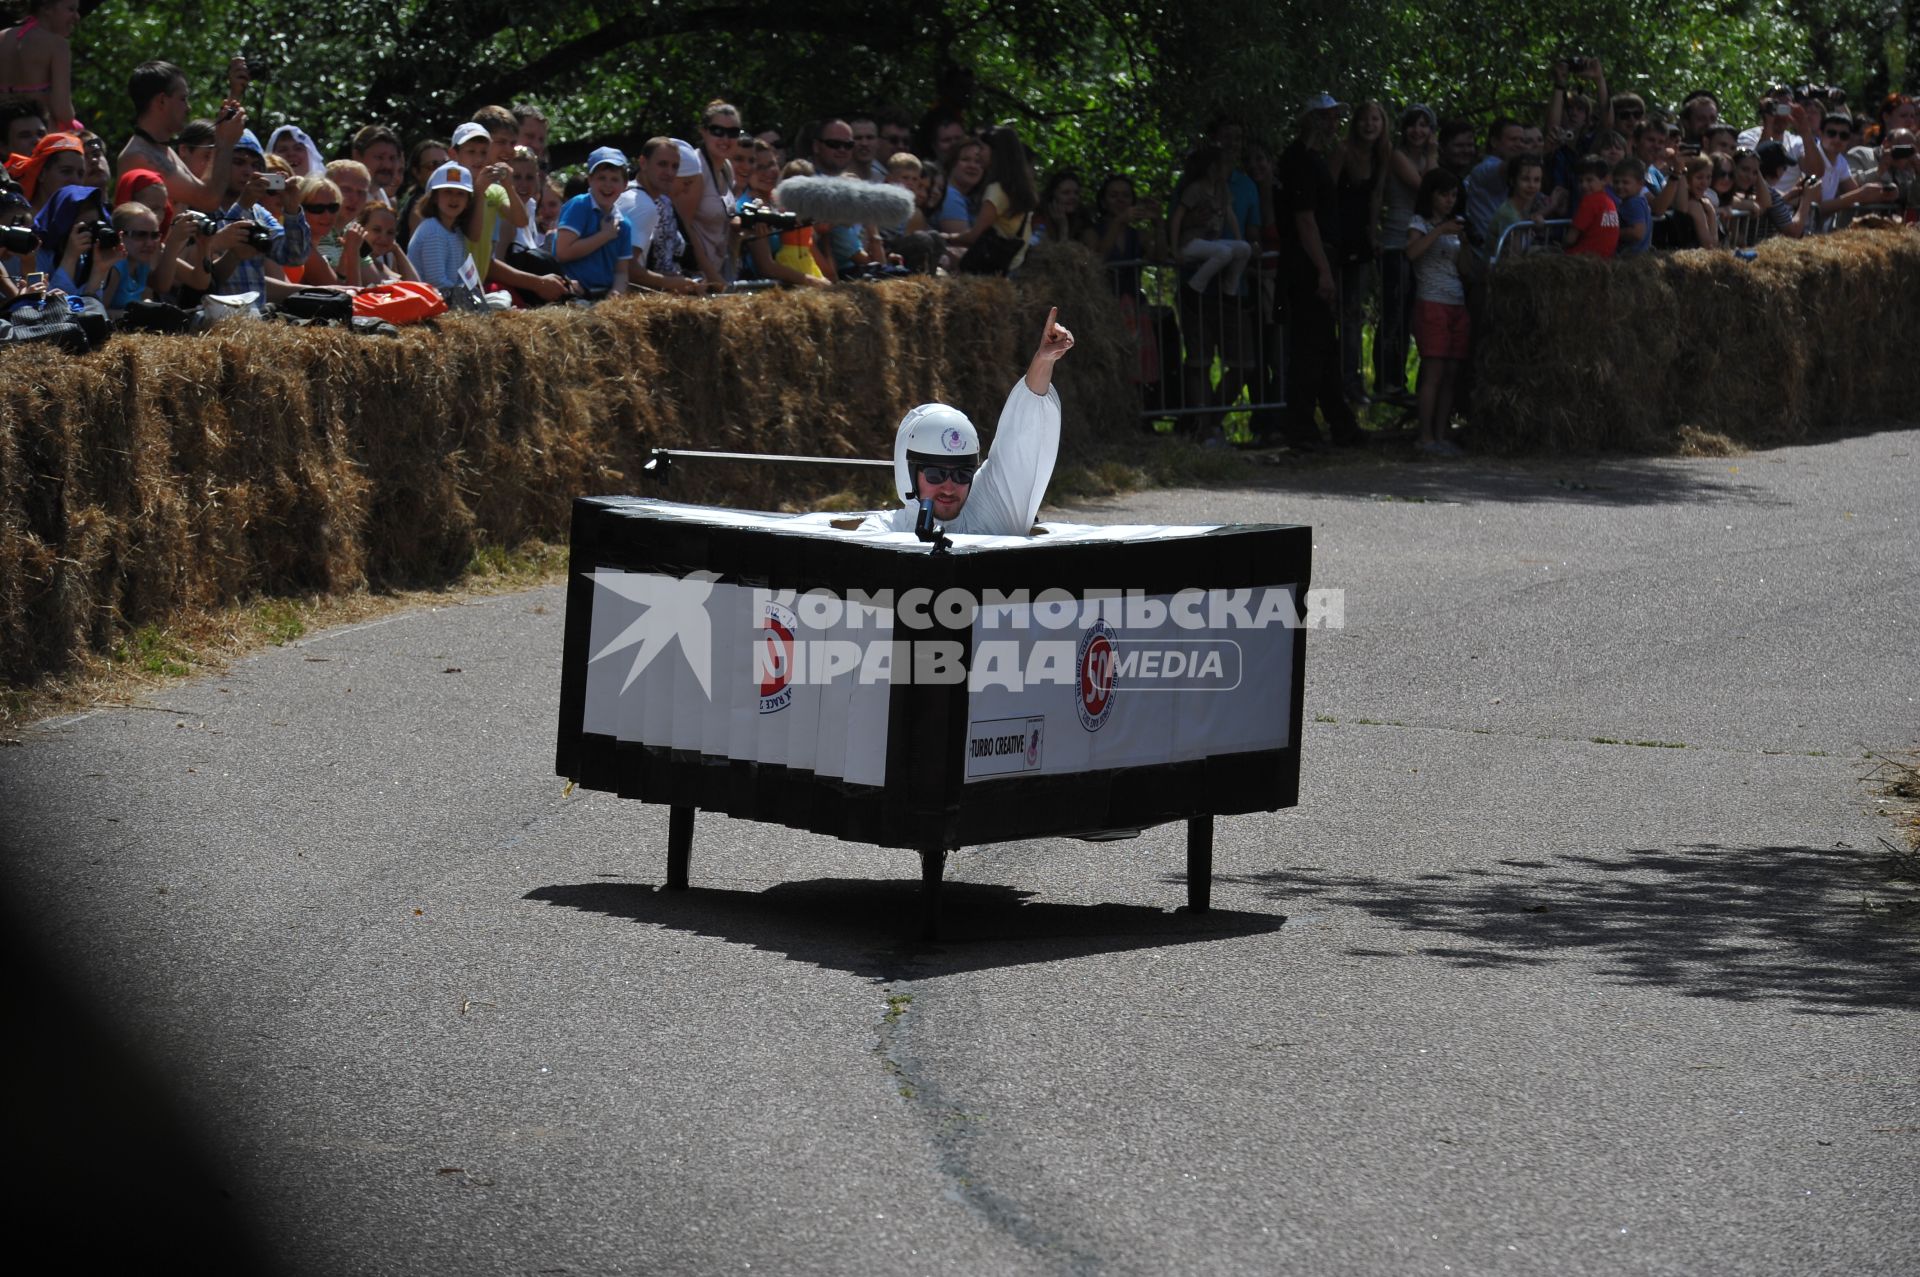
[1169,143,1250,294]
[1562,156,1619,256]
[1611,160,1652,255]
[1490,153,1546,255]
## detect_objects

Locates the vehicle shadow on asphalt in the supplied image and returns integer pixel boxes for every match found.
[525,878,1286,981]
[1216,842,1916,1015]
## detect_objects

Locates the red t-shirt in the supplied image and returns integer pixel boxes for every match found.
[1568,190,1620,257]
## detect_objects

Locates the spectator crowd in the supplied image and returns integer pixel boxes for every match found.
[0,5,1914,458]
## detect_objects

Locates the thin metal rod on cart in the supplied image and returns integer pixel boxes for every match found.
[1186,816,1213,912]
[643,448,892,483]
[666,805,695,890]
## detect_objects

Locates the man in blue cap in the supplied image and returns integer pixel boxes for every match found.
[205,125,312,307]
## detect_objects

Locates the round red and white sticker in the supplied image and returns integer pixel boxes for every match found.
[1076,619,1117,732]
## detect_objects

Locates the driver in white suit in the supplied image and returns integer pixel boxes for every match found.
[862,307,1075,536]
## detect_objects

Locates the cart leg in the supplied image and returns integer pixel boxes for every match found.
[919,848,947,940]
[1186,816,1213,913]
[666,805,695,890]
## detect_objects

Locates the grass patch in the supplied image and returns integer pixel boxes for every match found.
[109,625,196,679]
[884,992,914,1024]
[1867,752,1920,856]
[249,600,307,646]
[466,541,569,584]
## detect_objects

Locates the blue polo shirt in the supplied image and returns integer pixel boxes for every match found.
[557,194,633,291]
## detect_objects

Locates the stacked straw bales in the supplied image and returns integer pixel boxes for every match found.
[1474,224,1920,452]
[0,244,1133,683]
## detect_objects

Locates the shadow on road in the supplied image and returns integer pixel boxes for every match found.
[525,877,1286,981]
[1224,842,1915,1015]
[1060,449,1811,512]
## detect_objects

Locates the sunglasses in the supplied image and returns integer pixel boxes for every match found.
[918,465,974,486]
[818,138,853,150]
[705,125,743,139]
[303,202,340,214]
[126,228,161,240]
[1616,108,1644,119]
[1824,129,1852,138]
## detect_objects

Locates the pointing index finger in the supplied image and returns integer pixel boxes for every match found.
[1045,306,1059,335]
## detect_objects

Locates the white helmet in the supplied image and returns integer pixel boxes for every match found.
[892,403,979,503]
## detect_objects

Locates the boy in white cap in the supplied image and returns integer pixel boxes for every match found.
[555,146,633,298]
[450,121,514,284]
[861,308,1074,536]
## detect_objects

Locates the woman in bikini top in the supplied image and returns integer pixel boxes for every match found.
[0,0,81,133]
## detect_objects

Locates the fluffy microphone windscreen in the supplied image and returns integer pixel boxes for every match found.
[771,175,917,225]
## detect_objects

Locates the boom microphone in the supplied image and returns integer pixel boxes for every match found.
[771,175,916,226]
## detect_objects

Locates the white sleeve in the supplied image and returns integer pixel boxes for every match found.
[618,189,659,255]
[951,381,1060,536]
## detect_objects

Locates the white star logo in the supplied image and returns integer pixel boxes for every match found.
[586,569,720,698]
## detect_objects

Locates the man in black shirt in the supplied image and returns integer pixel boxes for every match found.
[1273,92,1362,449]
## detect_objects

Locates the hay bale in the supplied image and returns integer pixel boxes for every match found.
[0,270,1137,685]
[1477,225,1920,453]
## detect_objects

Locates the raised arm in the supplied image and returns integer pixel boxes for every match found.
[1024,305,1075,396]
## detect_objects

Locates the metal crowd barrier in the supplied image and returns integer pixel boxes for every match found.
[1489,218,1573,263]
[1106,252,1286,430]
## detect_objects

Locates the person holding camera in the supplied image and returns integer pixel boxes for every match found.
[30,182,123,299]
[738,146,832,287]
[204,128,312,305]
[92,200,189,316]
[116,59,248,214]
[0,183,41,295]
[1737,86,1806,181]
[1878,129,1919,220]
[1545,56,1610,212]
[115,164,217,300]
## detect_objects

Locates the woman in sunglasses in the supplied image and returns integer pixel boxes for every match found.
[279,172,345,284]
[862,307,1075,537]
[679,99,741,285]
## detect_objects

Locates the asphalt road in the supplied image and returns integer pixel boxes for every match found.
[3,428,1915,1276]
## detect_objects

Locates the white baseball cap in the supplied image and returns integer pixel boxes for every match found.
[429,162,473,192]
[452,122,491,148]
[670,137,704,177]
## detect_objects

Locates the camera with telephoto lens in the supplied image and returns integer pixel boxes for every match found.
[737,198,800,232]
[0,224,38,253]
[88,221,122,251]
[177,211,215,237]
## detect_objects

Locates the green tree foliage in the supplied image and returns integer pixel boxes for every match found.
[64,0,1908,192]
